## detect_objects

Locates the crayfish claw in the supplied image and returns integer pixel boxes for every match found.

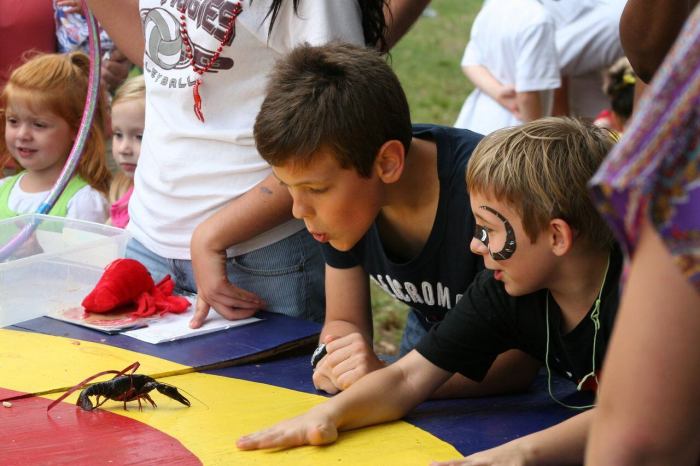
[77,393,95,411]
[156,383,190,407]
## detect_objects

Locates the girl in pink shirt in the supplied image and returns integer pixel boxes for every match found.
[108,75,144,228]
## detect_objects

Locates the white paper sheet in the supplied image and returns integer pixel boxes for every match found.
[122,303,261,344]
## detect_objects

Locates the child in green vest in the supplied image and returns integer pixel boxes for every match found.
[0,51,111,221]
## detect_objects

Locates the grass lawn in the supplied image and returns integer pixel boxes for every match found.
[371,0,483,355]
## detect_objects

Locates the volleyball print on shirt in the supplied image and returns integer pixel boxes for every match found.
[141,2,236,72]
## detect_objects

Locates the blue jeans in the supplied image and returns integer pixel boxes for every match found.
[398,309,429,356]
[125,229,326,323]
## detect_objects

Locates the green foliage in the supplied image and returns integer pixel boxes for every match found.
[371,0,482,354]
[388,0,483,125]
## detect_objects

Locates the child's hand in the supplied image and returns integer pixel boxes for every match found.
[237,407,339,450]
[189,247,265,328]
[496,86,521,119]
[312,333,385,394]
[55,0,82,14]
[101,48,132,94]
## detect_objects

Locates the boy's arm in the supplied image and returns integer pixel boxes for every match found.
[312,265,384,394]
[434,409,594,465]
[431,349,541,399]
[237,350,452,450]
[85,0,144,66]
[189,173,296,328]
[463,65,520,118]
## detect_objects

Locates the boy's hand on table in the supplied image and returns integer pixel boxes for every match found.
[312,333,385,394]
[237,407,339,450]
[189,248,264,328]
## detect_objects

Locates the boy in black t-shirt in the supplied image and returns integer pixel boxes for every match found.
[237,117,621,465]
[242,42,540,397]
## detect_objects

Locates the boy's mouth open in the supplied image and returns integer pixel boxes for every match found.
[309,231,329,243]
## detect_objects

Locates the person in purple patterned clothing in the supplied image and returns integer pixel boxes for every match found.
[586,4,700,464]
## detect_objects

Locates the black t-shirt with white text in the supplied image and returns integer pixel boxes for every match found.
[416,245,622,388]
[322,124,484,330]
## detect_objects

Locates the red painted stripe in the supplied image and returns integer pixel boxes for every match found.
[0,388,201,465]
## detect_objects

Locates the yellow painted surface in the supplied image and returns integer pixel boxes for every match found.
[0,329,187,394]
[1,329,462,464]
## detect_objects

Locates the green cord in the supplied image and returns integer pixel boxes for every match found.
[545,254,610,410]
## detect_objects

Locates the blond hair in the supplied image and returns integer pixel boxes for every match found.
[111,74,145,107]
[0,52,111,195]
[466,117,615,248]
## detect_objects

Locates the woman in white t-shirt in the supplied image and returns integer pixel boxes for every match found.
[454,0,561,135]
[84,0,387,325]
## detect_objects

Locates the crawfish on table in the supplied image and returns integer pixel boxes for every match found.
[47,362,190,412]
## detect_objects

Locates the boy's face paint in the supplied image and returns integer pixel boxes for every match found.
[473,205,517,260]
[470,191,556,297]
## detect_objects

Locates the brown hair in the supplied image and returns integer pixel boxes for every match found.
[254,42,412,177]
[466,117,615,248]
[0,52,112,195]
[259,0,388,50]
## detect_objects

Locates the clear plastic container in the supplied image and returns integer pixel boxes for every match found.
[0,214,130,327]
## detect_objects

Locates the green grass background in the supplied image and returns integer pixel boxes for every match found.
[371,0,483,354]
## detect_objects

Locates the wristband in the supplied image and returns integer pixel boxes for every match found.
[310,343,327,369]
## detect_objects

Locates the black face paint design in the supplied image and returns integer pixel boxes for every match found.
[473,205,517,260]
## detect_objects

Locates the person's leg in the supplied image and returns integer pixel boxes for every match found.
[124,238,173,283]
[175,229,326,322]
[398,309,429,356]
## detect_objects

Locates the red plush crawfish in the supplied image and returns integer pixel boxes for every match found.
[47,362,190,412]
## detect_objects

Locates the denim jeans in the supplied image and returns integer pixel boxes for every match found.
[125,228,326,323]
[398,309,430,356]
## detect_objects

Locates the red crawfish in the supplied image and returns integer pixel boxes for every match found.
[47,362,190,412]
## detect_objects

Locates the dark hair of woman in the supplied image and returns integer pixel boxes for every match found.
[255,0,388,50]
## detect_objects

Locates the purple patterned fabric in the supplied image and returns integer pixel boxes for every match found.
[589,5,700,291]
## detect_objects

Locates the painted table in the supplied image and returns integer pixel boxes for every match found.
[1,313,586,464]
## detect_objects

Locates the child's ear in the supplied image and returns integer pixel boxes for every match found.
[373,139,405,183]
[549,218,574,256]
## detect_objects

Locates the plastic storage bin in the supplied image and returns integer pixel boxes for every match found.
[0,214,130,327]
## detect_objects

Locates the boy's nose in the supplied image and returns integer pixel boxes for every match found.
[291,197,312,220]
[469,236,488,256]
